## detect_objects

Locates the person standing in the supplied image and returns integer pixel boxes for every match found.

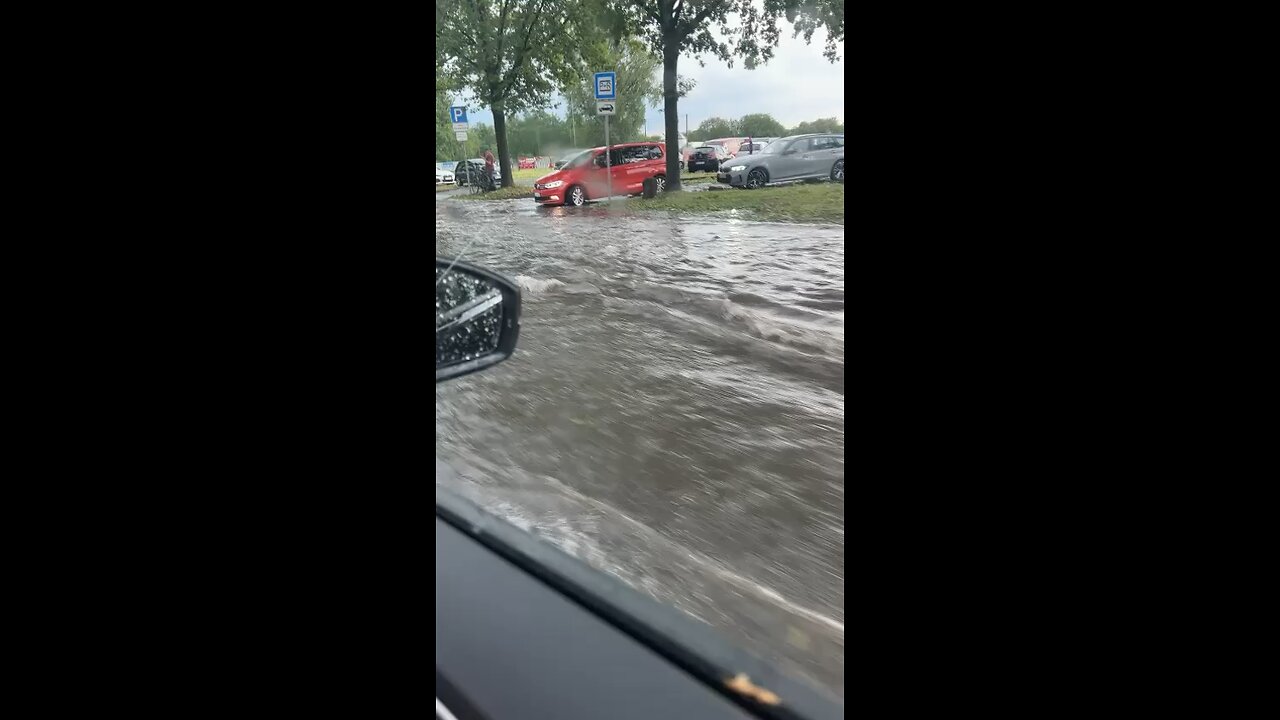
[482,146,496,185]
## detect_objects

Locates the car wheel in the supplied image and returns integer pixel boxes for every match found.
[709,161,720,172]
[746,168,768,189]
[568,185,586,207]
[831,159,845,183]
[653,175,667,193]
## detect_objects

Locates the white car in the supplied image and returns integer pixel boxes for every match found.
[436,167,455,184]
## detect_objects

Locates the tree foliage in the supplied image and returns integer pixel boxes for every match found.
[608,0,845,191]
[788,116,843,135]
[562,37,662,149]
[695,117,740,138]
[738,113,786,138]
[776,0,844,62]
[438,0,585,186]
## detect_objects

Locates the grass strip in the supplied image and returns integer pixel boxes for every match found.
[635,181,844,224]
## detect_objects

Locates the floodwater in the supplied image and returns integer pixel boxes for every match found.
[435,193,845,698]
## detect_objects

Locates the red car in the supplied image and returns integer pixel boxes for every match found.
[518,157,537,169]
[532,141,669,207]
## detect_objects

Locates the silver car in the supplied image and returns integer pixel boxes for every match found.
[716,134,845,189]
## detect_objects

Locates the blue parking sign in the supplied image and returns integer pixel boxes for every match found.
[449,106,468,124]
[594,72,616,101]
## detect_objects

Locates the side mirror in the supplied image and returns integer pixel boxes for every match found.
[436,258,522,384]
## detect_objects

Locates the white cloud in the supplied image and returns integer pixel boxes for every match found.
[452,20,843,136]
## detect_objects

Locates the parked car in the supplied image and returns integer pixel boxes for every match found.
[706,137,749,157]
[716,133,845,188]
[687,145,731,172]
[453,158,502,186]
[518,157,537,170]
[532,141,669,207]
[436,166,455,184]
[734,140,772,156]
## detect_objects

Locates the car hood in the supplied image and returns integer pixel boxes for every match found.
[534,170,566,185]
[722,153,767,168]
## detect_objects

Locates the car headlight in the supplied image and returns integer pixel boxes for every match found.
[729,165,746,172]
[544,180,564,189]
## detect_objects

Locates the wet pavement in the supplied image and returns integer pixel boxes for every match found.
[435,193,845,697]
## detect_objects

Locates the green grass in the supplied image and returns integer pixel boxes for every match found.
[436,183,457,192]
[451,184,534,201]
[636,181,845,224]
[510,167,545,181]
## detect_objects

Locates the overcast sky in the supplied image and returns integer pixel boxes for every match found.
[451,21,843,138]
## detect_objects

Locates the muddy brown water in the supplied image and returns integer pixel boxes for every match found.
[435,193,845,698]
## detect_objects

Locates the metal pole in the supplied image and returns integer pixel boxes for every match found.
[605,115,611,203]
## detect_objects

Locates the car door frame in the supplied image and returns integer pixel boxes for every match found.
[580,149,611,199]
[828,135,845,177]
[612,145,647,195]
[771,137,811,180]
[802,136,837,179]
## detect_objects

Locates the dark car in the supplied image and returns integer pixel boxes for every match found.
[453,158,503,186]
[687,145,730,173]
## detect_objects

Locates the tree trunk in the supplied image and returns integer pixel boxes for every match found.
[493,101,514,188]
[662,32,682,192]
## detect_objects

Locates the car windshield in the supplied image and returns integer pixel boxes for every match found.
[561,149,597,169]
[436,5,846,712]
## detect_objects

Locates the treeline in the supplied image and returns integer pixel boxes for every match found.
[689,115,844,142]
[437,0,843,190]
[434,111,658,163]
[435,111,846,163]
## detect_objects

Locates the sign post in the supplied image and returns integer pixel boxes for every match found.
[449,106,470,187]
[594,72,616,203]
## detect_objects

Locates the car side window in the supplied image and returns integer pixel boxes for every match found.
[625,146,657,163]
[831,136,845,148]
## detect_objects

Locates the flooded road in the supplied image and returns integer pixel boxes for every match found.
[435,194,845,698]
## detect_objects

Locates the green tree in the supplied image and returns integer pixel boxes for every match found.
[439,0,585,187]
[610,1,844,192]
[505,111,573,156]
[562,37,662,149]
[737,113,785,138]
[694,116,739,138]
[789,117,844,135]
[436,88,455,161]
